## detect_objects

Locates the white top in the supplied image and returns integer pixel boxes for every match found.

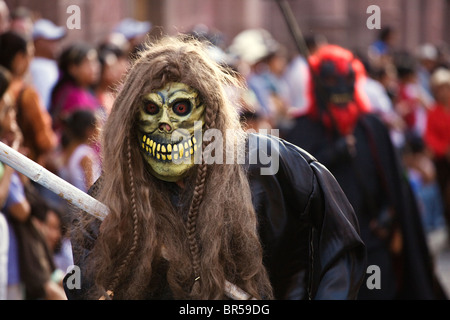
[58,144,101,193]
[30,57,59,110]
[0,213,8,300]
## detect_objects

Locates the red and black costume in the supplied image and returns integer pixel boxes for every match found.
[285,44,446,299]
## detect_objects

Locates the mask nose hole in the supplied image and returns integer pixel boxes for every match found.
[159,123,172,132]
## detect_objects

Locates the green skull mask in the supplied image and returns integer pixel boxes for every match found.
[137,82,205,182]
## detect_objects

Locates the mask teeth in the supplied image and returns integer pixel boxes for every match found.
[141,135,200,162]
[330,93,352,104]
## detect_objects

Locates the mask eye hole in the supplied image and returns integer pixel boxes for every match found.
[144,101,159,115]
[172,100,192,116]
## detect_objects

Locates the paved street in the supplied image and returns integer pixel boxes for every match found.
[435,246,450,298]
[429,228,450,298]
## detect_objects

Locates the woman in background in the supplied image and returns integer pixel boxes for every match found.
[57,109,101,193]
[50,43,104,141]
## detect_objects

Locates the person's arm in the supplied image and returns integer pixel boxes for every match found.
[0,163,14,207]
[7,197,30,223]
[44,280,67,300]
[80,155,95,192]
[4,172,31,223]
[0,113,23,207]
[21,87,57,155]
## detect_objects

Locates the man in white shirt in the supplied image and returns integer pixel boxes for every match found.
[30,19,66,111]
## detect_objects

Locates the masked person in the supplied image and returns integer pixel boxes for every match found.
[64,36,366,300]
[284,44,446,300]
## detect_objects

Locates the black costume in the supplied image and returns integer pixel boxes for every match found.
[285,104,446,300]
[64,133,367,299]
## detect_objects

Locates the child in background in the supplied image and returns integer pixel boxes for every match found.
[57,109,101,193]
[402,132,446,256]
[29,194,73,292]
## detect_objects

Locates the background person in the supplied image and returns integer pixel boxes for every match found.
[30,18,66,111]
[0,31,57,166]
[49,42,103,141]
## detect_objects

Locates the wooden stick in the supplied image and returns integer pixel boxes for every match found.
[0,141,253,300]
[224,280,255,300]
[0,141,108,220]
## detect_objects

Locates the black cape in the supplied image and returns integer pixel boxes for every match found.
[64,133,366,300]
[283,112,447,299]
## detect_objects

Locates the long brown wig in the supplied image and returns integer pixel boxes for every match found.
[74,36,273,300]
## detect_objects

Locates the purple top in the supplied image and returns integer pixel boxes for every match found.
[51,82,101,118]
[51,82,104,134]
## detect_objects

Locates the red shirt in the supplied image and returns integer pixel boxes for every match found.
[425,103,450,158]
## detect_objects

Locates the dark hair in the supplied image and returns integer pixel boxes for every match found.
[97,43,125,77]
[63,109,97,141]
[404,130,425,154]
[0,31,28,71]
[98,43,125,61]
[395,51,418,79]
[50,42,97,109]
[379,26,394,42]
[0,65,11,99]
[58,42,96,73]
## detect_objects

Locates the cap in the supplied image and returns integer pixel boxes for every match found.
[228,29,279,65]
[430,68,450,88]
[114,18,151,40]
[416,43,438,61]
[32,19,66,40]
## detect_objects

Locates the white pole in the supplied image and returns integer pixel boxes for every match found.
[0,141,108,221]
[0,141,253,300]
